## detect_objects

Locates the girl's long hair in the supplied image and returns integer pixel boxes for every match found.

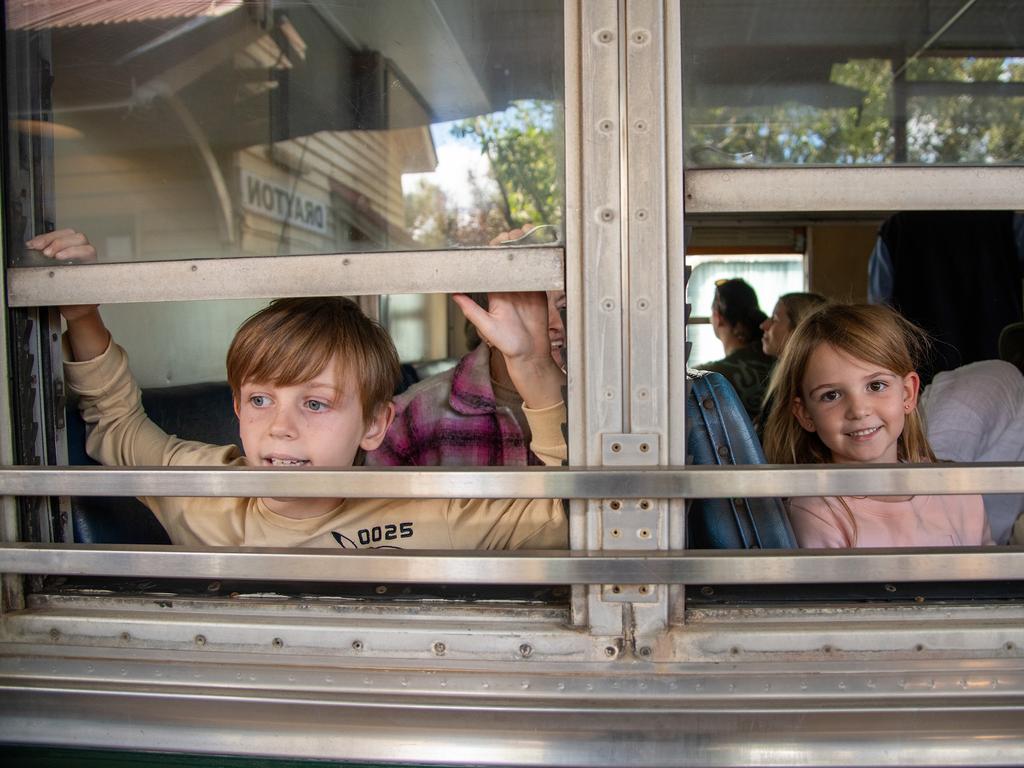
[761,302,936,465]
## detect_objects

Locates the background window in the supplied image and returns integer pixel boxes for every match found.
[682,0,1024,167]
[686,254,806,366]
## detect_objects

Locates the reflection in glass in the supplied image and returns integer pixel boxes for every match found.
[682,0,1024,167]
[4,0,564,264]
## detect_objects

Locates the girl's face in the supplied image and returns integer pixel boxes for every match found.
[760,301,791,357]
[792,343,919,464]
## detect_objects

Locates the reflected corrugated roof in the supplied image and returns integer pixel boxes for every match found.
[7,0,244,30]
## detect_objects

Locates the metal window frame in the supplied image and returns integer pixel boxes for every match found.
[685,166,1024,213]
[0,0,1020,602]
[0,0,1019,618]
[6,247,565,306]
[3,2,1024,762]
[3,543,1023,585]
[1,462,1023,498]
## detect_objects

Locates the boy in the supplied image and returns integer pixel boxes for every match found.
[30,229,567,550]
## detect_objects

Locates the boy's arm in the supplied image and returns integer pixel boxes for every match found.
[64,309,112,362]
[66,337,239,469]
[26,229,111,361]
[30,228,237,469]
[453,292,565,409]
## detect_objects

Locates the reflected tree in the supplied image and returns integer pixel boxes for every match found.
[686,57,1024,166]
[452,100,563,230]
[403,176,510,247]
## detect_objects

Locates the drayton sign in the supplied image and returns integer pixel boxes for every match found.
[240,169,329,236]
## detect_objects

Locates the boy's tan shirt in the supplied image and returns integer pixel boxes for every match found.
[66,342,567,550]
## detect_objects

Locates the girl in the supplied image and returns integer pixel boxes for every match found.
[760,292,827,359]
[762,303,992,548]
[755,291,827,437]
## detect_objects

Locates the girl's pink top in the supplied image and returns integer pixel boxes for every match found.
[787,494,993,548]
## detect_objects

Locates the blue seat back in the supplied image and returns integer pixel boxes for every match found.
[686,370,796,549]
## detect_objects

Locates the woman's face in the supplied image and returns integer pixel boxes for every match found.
[761,301,792,357]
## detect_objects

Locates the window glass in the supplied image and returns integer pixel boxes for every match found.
[79,294,464,389]
[101,299,268,387]
[382,293,457,365]
[686,254,804,365]
[5,0,564,265]
[682,0,1024,167]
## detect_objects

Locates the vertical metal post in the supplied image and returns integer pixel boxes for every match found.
[573,0,683,647]
[0,151,25,613]
[563,0,586,625]
[619,0,674,647]
[573,0,627,636]
[664,0,688,623]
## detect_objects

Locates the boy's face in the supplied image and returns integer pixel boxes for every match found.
[234,354,393,518]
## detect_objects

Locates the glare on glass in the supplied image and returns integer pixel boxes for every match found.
[4,0,565,264]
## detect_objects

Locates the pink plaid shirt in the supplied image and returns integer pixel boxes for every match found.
[366,344,540,467]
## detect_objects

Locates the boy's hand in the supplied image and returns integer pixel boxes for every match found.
[26,228,100,322]
[453,292,565,409]
[27,228,96,263]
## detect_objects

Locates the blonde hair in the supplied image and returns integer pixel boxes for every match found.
[777,292,827,329]
[762,303,936,465]
[227,297,400,423]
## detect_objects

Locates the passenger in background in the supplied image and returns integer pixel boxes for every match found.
[696,278,773,422]
[368,225,566,467]
[755,292,827,436]
[920,358,1024,544]
[1000,320,1024,373]
[1003,323,1024,545]
[920,320,1024,544]
[868,211,1023,384]
[762,303,992,549]
[760,292,828,359]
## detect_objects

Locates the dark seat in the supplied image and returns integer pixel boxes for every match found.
[685,369,796,549]
[67,382,240,544]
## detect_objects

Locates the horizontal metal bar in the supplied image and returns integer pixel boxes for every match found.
[0,463,1022,499]
[6,247,564,306]
[685,167,1024,213]
[4,684,1022,767]
[2,544,1021,584]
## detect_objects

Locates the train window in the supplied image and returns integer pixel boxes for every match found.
[6,0,565,266]
[682,0,1024,167]
[2,0,569,601]
[2,2,1024,761]
[685,252,806,365]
